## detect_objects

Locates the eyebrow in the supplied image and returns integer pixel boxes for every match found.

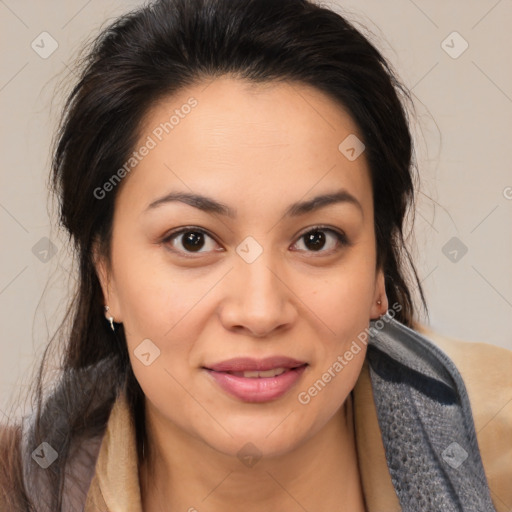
[145,189,363,218]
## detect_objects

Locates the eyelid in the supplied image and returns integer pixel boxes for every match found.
[161,225,349,256]
[291,225,349,253]
[161,226,222,258]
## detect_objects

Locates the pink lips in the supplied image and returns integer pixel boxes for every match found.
[203,356,308,403]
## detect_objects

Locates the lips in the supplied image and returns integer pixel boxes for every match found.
[204,356,307,373]
[203,356,308,403]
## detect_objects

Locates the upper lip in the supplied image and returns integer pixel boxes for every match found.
[204,356,308,372]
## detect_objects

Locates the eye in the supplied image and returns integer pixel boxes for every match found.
[291,226,348,255]
[161,225,348,257]
[162,227,221,256]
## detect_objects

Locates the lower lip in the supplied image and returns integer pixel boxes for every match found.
[205,365,308,403]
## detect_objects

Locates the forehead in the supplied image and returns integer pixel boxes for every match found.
[121,76,372,214]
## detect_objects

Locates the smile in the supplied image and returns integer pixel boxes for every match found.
[204,363,308,403]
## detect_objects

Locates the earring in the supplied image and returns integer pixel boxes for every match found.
[377,300,382,305]
[104,305,115,332]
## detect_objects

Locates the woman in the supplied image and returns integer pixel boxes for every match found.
[1,0,511,510]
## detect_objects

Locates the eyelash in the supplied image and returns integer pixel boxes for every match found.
[161,225,349,258]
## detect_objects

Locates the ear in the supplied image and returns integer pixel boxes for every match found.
[369,267,388,320]
[92,238,123,322]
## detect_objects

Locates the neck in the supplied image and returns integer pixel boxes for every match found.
[139,393,366,512]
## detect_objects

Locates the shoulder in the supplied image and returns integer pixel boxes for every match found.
[415,323,512,512]
[0,422,24,510]
[0,422,21,476]
[0,422,19,452]
[414,323,512,428]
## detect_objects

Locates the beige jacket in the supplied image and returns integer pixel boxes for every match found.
[83,325,512,512]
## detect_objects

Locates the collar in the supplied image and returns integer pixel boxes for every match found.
[85,389,143,512]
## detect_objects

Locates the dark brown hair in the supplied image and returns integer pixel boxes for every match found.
[0,0,427,509]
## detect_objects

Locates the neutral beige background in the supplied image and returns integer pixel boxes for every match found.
[1,0,511,413]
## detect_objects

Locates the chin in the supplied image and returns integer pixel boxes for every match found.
[206,434,301,464]
[194,414,312,461]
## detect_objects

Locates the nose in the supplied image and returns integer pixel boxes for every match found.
[218,254,297,338]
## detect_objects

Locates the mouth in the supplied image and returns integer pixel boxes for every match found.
[204,356,308,373]
[202,357,308,403]
[221,366,303,378]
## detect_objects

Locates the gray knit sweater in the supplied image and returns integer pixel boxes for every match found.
[19,314,497,511]
[367,315,496,511]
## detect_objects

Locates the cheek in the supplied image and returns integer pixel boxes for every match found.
[295,258,375,403]
[295,283,370,429]
[110,236,204,339]
[112,255,220,400]
[302,261,377,338]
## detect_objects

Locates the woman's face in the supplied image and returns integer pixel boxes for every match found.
[95,76,387,459]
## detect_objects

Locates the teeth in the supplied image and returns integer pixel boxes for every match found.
[234,367,288,378]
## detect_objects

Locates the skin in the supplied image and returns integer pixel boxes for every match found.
[95,76,389,512]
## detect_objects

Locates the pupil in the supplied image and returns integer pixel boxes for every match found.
[180,230,326,252]
[305,230,325,251]
[183,231,204,251]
